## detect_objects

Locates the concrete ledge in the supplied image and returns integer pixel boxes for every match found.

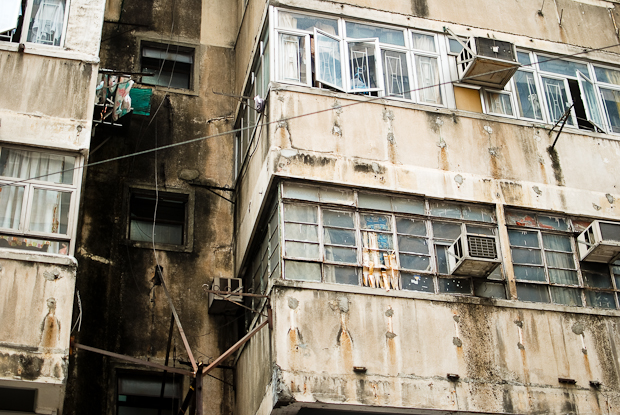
[0,249,78,267]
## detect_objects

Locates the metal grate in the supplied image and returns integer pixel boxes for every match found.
[467,235,497,259]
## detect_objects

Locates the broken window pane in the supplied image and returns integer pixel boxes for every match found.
[513,265,546,282]
[585,290,616,309]
[430,201,461,218]
[345,22,405,46]
[323,228,356,246]
[358,193,391,211]
[538,215,570,231]
[324,265,359,285]
[320,188,354,205]
[581,262,613,289]
[548,269,579,285]
[283,183,319,201]
[361,214,391,231]
[511,248,543,265]
[382,50,411,99]
[550,287,582,306]
[438,278,471,294]
[514,71,544,120]
[391,197,425,215]
[474,281,507,299]
[397,235,429,254]
[283,204,318,223]
[516,283,550,303]
[400,254,431,272]
[325,246,357,263]
[285,260,321,281]
[278,11,339,34]
[285,241,319,259]
[402,273,434,292]
[284,223,318,242]
[432,222,461,240]
[323,209,355,228]
[508,230,539,248]
[396,218,426,235]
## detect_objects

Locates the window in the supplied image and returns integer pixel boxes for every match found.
[117,372,182,415]
[0,387,36,412]
[506,210,620,309]
[141,42,194,89]
[127,187,193,251]
[1,0,69,46]
[0,146,79,255]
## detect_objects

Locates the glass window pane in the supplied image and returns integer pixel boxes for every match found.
[29,189,71,234]
[513,265,546,282]
[505,210,537,227]
[358,193,391,210]
[545,251,575,269]
[411,33,435,52]
[585,290,616,309]
[402,273,434,292]
[600,222,620,242]
[285,260,321,281]
[285,241,319,259]
[348,41,378,90]
[363,230,393,251]
[396,218,426,236]
[270,245,280,272]
[600,88,620,133]
[0,185,24,229]
[511,248,543,265]
[283,204,318,223]
[325,246,357,263]
[448,39,463,54]
[462,205,496,222]
[474,281,507,299]
[538,215,570,231]
[466,225,494,236]
[26,0,67,46]
[316,32,343,89]
[581,262,613,289]
[399,253,431,271]
[542,77,573,124]
[324,265,359,285]
[578,71,604,129]
[284,223,318,242]
[550,286,582,306]
[382,50,411,99]
[278,11,338,35]
[130,220,183,245]
[517,283,550,303]
[345,22,405,46]
[324,228,356,246]
[0,234,69,254]
[397,235,429,254]
[435,244,449,274]
[517,52,531,65]
[323,209,355,228]
[320,188,354,205]
[430,201,461,218]
[416,56,442,104]
[538,57,589,78]
[508,230,539,248]
[361,214,392,231]
[392,197,425,215]
[279,33,307,84]
[595,66,620,85]
[549,269,579,285]
[438,278,471,294]
[514,71,544,120]
[283,183,319,201]
[542,234,572,251]
[0,148,76,185]
[432,222,462,240]
[486,91,513,116]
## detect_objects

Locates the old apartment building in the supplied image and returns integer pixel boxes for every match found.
[0,0,106,413]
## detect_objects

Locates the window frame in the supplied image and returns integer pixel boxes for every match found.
[140,41,195,91]
[11,0,71,47]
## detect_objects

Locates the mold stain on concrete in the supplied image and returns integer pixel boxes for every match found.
[412,0,429,17]
[547,146,565,186]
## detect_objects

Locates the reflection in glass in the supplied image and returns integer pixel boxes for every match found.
[600,88,620,133]
[514,71,543,120]
[486,92,513,116]
[345,22,405,46]
[278,11,338,35]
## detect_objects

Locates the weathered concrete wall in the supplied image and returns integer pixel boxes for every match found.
[0,252,77,413]
[237,281,620,415]
[234,0,268,94]
[63,0,107,56]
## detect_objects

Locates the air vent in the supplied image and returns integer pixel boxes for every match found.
[456,37,521,88]
[577,220,620,263]
[448,233,501,278]
[468,235,498,259]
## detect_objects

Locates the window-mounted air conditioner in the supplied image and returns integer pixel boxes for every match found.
[577,220,620,263]
[456,37,520,89]
[447,233,501,277]
[208,277,243,314]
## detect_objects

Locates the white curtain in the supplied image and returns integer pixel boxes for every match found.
[0,0,21,33]
[28,0,65,46]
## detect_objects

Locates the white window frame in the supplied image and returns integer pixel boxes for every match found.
[592,64,620,135]
[275,29,312,87]
[344,37,383,93]
[20,0,71,47]
[314,28,345,91]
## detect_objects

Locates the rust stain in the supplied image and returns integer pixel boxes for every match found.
[40,298,60,348]
[439,147,449,171]
[520,348,531,385]
[583,353,593,380]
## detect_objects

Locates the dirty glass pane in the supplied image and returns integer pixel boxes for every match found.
[30,189,71,235]
[432,222,462,240]
[511,248,542,265]
[269,210,279,237]
[348,41,379,90]
[270,244,280,272]
[283,183,319,201]
[396,218,426,236]
[285,241,319,259]
[585,290,616,309]
[382,50,411,99]
[363,231,393,252]
[398,235,429,254]
[485,92,514,116]
[462,205,496,223]
[517,52,532,66]
[323,228,356,246]
[488,265,504,281]
[358,193,391,211]
[323,209,355,228]
[474,281,507,299]
[324,265,359,285]
[505,210,537,227]
[361,214,392,231]
[545,251,575,269]
[466,225,494,236]
[392,197,425,215]
[416,56,442,104]
[594,66,620,85]
[278,11,339,35]
[430,201,461,218]
[549,269,579,285]
[538,215,570,231]
[285,260,321,281]
[542,234,572,251]
[600,222,620,242]
[283,204,318,223]
[400,254,431,272]
[514,71,544,120]
[599,88,620,133]
[538,57,588,78]
[438,278,471,294]
[542,77,573,125]
[284,223,318,242]
[0,185,24,229]
[402,273,434,292]
[279,33,308,84]
[272,263,281,279]
[345,22,405,46]
[513,265,546,282]
[516,283,550,303]
[411,33,435,52]
[550,287,582,307]
[320,188,354,205]
[436,244,449,274]
[581,262,613,289]
[376,233,393,249]
[325,246,357,263]
[508,230,539,248]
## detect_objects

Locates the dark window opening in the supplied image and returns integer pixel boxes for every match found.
[129,190,187,246]
[141,42,194,89]
[567,79,595,131]
[117,372,182,415]
[0,387,36,412]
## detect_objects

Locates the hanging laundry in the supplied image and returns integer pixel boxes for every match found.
[112,77,133,121]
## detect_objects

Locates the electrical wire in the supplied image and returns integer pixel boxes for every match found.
[1,42,619,189]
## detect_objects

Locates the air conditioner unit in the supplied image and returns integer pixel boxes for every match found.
[456,37,520,89]
[447,233,501,277]
[577,220,620,263]
[208,277,243,314]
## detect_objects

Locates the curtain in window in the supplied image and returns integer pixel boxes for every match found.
[416,56,442,104]
[0,0,22,34]
[28,0,65,46]
[281,35,301,82]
